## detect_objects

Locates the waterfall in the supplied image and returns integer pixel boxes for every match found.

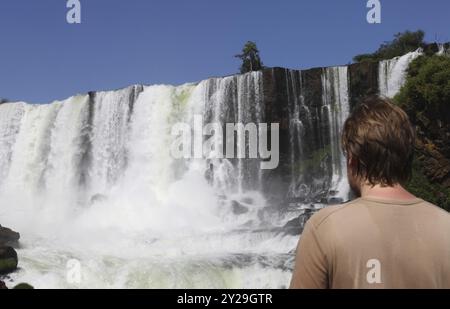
[2,102,61,199]
[0,71,292,288]
[321,66,350,201]
[379,49,423,98]
[235,72,265,193]
[201,72,264,195]
[0,103,26,193]
[88,87,138,194]
[437,43,449,56]
[0,75,268,223]
[284,66,350,202]
[42,95,90,208]
[287,70,304,192]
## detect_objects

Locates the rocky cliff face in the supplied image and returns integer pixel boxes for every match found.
[259,58,392,204]
[260,43,450,206]
[261,66,354,204]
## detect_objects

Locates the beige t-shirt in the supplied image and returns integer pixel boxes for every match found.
[290,197,450,289]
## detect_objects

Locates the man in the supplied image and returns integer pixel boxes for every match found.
[290,96,450,289]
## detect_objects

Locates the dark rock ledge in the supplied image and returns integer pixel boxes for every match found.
[0,224,34,289]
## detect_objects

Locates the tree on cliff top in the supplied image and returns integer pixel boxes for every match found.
[235,41,264,74]
[354,30,426,63]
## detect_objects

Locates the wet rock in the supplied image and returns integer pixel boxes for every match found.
[283,216,303,235]
[319,197,328,204]
[90,194,107,205]
[240,197,254,205]
[319,196,344,205]
[328,190,338,196]
[231,201,249,215]
[328,197,344,205]
[13,283,34,289]
[0,280,7,289]
[0,246,18,275]
[0,225,20,247]
[282,210,315,236]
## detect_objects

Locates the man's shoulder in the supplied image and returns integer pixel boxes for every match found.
[307,199,364,230]
[307,198,450,231]
[416,200,450,225]
[419,200,450,217]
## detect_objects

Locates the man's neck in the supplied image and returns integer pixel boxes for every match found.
[360,183,417,201]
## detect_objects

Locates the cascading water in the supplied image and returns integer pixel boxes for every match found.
[287,70,305,194]
[0,72,297,288]
[437,43,449,56]
[379,49,423,98]
[321,66,350,201]
[201,72,265,197]
[0,102,25,188]
[285,66,350,202]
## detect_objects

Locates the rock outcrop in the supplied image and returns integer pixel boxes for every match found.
[0,225,20,247]
[0,225,20,276]
[231,200,249,215]
[0,246,18,275]
[0,281,35,290]
[12,283,34,289]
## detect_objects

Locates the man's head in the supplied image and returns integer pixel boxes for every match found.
[342,96,416,196]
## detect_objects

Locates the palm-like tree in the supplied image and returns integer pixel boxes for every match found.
[235,41,264,74]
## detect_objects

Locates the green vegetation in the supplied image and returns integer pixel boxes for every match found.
[0,257,17,274]
[393,54,450,211]
[395,55,450,121]
[169,87,193,123]
[13,283,34,289]
[354,30,425,63]
[294,146,331,175]
[407,158,450,211]
[235,41,264,74]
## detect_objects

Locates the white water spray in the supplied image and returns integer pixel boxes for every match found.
[379,49,423,98]
[0,73,296,289]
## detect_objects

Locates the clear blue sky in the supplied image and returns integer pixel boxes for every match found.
[0,0,449,103]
